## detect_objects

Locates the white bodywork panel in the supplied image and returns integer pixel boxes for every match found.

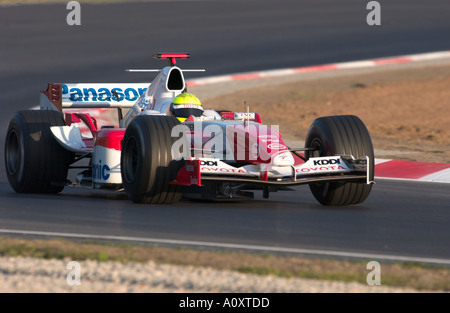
[92,146,122,185]
[50,125,90,153]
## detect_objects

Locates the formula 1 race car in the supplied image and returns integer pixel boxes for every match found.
[4,53,375,206]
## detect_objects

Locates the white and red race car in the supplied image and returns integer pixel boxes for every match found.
[4,54,375,206]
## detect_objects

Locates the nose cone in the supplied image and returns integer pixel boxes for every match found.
[272,151,295,166]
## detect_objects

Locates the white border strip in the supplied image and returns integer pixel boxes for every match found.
[1,229,449,265]
[419,168,450,183]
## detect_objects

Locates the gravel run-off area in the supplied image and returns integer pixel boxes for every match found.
[0,256,433,293]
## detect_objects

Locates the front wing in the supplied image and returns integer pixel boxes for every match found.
[171,155,374,187]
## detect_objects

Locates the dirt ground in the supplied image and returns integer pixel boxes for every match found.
[202,64,450,163]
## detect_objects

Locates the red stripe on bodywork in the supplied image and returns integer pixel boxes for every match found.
[293,153,305,166]
[95,129,125,151]
[170,159,201,186]
[375,160,450,179]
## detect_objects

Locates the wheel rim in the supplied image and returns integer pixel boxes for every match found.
[309,138,329,194]
[310,139,323,158]
[5,130,23,176]
[122,136,139,183]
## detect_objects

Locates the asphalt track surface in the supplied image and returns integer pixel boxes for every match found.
[0,0,449,262]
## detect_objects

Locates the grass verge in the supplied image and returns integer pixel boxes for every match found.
[0,236,448,291]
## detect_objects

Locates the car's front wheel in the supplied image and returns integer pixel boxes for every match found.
[120,115,186,204]
[305,115,374,206]
[4,110,73,193]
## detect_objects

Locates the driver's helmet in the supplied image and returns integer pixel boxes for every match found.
[170,92,203,122]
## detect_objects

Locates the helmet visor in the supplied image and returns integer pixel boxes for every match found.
[171,104,203,118]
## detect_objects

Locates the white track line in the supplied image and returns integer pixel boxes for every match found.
[1,229,449,265]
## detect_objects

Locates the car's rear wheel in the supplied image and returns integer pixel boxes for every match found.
[4,110,74,193]
[120,115,186,204]
[305,115,374,206]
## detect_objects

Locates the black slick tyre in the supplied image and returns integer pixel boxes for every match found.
[305,115,374,206]
[120,115,186,204]
[4,110,74,193]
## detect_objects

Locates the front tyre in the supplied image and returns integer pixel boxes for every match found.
[4,110,73,193]
[120,115,186,204]
[305,115,374,206]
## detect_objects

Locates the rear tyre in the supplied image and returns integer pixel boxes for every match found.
[120,115,186,204]
[305,115,374,206]
[4,110,74,193]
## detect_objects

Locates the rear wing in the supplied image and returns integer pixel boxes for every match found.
[40,83,149,111]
